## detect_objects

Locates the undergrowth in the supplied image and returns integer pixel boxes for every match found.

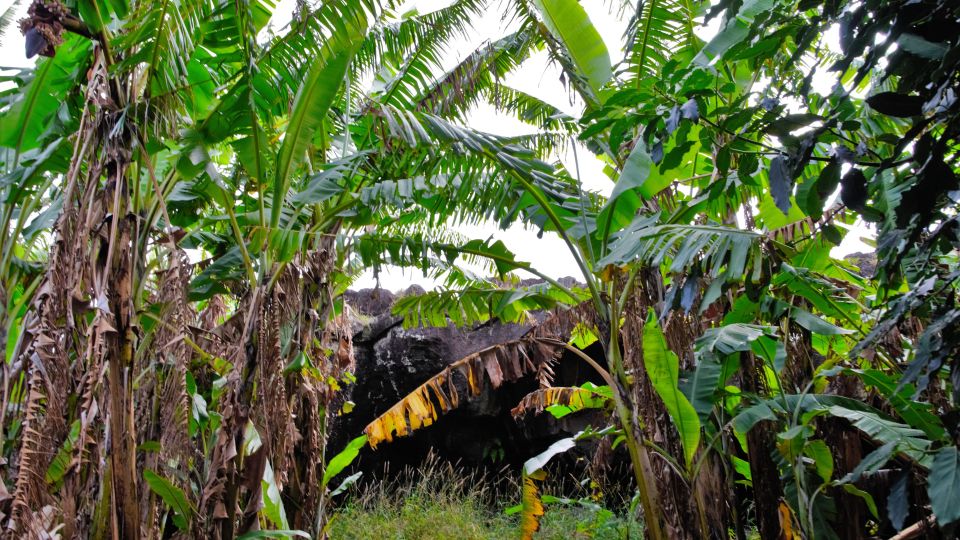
[326,457,643,539]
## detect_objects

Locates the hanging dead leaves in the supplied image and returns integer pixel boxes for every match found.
[510,386,609,419]
[364,338,556,448]
[364,302,597,448]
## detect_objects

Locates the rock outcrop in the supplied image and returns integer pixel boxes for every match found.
[329,286,606,474]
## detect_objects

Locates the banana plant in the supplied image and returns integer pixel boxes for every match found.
[0,0,581,536]
[0,0,958,539]
[360,1,959,539]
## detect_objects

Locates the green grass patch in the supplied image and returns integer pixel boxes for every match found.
[326,460,642,539]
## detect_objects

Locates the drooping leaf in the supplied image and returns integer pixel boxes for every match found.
[364,305,595,447]
[524,437,576,475]
[865,92,925,118]
[689,326,776,422]
[842,369,944,441]
[529,0,612,95]
[665,105,680,135]
[680,98,699,122]
[827,406,932,467]
[888,469,910,531]
[695,20,749,65]
[697,324,776,356]
[928,446,960,527]
[512,384,611,419]
[519,469,546,540]
[840,441,898,484]
[262,460,289,529]
[804,440,834,483]
[688,325,775,422]
[789,306,853,336]
[768,156,792,214]
[695,0,773,64]
[686,352,722,423]
[329,471,363,497]
[842,484,879,520]
[642,309,700,467]
[840,168,868,211]
[606,140,656,205]
[144,470,194,531]
[798,159,840,217]
[896,33,948,60]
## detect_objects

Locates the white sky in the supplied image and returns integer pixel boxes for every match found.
[0,0,872,292]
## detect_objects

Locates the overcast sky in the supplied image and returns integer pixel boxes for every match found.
[0,0,872,292]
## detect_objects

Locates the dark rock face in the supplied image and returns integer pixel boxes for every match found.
[342,288,398,318]
[845,252,878,277]
[328,286,606,475]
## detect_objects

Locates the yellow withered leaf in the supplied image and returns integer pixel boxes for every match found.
[777,500,801,540]
[405,390,432,426]
[427,379,448,410]
[510,386,610,418]
[464,359,482,395]
[520,469,546,540]
[363,302,598,448]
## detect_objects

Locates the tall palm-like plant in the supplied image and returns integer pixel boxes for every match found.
[3,1,957,539]
[362,2,960,540]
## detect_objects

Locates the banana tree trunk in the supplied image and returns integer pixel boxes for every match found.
[739,351,783,540]
[618,272,733,540]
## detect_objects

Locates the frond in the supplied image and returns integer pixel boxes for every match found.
[351,232,521,278]
[353,0,486,77]
[391,281,584,328]
[356,0,490,119]
[371,30,446,109]
[0,0,26,40]
[622,0,700,79]
[598,214,769,278]
[415,30,537,121]
[200,0,276,55]
[317,141,521,227]
[370,106,589,229]
[535,27,594,108]
[363,337,561,447]
[501,131,570,157]
[508,0,612,106]
[774,264,862,324]
[0,35,90,154]
[201,0,376,140]
[489,85,576,132]
[117,0,210,106]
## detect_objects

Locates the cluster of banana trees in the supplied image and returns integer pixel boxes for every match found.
[360,1,960,539]
[0,0,958,538]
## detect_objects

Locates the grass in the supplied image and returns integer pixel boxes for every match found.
[326,458,643,539]
[328,486,513,540]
